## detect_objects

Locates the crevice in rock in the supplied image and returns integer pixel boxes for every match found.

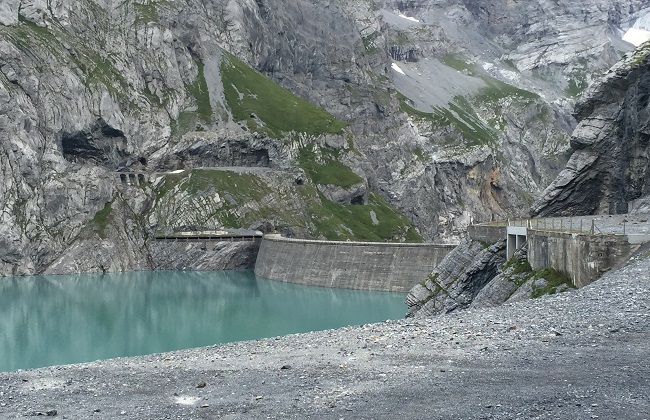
[60,118,128,168]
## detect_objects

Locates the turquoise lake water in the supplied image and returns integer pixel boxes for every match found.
[0,270,406,372]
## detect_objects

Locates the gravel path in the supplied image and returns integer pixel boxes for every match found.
[1,256,649,419]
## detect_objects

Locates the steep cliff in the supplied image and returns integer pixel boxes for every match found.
[532,42,650,216]
[1,0,648,275]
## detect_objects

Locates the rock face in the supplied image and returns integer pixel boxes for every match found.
[532,44,650,216]
[149,241,259,271]
[1,0,649,275]
[405,238,506,317]
[406,241,575,317]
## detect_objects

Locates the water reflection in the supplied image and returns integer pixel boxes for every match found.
[0,270,405,372]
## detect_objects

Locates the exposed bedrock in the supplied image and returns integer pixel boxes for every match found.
[150,241,260,271]
[532,46,650,216]
[406,241,576,318]
[406,238,506,318]
[1,0,649,274]
[149,131,291,171]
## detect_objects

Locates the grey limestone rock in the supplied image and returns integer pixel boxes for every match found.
[2,0,649,274]
[0,0,18,26]
[318,181,368,205]
[150,241,259,271]
[532,44,650,216]
[406,238,506,317]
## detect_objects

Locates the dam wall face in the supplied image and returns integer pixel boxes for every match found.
[254,235,456,292]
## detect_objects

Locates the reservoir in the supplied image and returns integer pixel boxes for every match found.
[0,270,406,372]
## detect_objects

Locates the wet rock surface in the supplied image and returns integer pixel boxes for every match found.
[2,256,649,419]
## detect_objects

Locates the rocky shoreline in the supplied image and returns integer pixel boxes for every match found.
[1,256,649,419]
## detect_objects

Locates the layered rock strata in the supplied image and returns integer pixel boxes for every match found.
[532,43,650,216]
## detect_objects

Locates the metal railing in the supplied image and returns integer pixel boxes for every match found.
[481,215,650,237]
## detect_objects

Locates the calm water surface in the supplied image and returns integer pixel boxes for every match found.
[0,270,406,372]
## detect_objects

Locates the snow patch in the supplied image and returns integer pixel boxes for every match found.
[397,12,419,23]
[623,28,650,47]
[482,62,494,72]
[391,62,405,75]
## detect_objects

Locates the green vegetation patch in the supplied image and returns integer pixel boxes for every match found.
[298,146,363,188]
[362,31,381,53]
[170,60,213,136]
[5,16,69,64]
[154,169,309,230]
[440,53,475,74]
[475,76,539,103]
[82,53,130,97]
[221,51,346,138]
[503,254,533,275]
[531,268,575,298]
[397,70,540,151]
[92,201,113,239]
[181,169,266,200]
[185,60,213,124]
[133,0,172,24]
[443,99,499,146]
[308,191,423,242]
[154,169,421,242]
[501,255,575,297]
[398,92,498,148]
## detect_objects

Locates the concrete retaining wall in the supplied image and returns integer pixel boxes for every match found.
[527,230,641,288]
[467,225,505,245]
[254,235,456,292]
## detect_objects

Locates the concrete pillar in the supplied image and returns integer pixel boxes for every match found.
[506,226,527,259]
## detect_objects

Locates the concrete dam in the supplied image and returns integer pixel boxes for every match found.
[254,234,456,292]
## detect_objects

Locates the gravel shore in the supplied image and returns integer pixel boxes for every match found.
[1,256,649,419]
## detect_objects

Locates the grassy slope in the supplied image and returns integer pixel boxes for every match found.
[221,51,346,138]
[154,169,422,242]
[397,55,540,151]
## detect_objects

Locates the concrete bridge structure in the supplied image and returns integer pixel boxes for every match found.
[153,230,263,250]
[469,214,650,288]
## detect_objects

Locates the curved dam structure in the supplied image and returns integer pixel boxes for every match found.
[254,234,456,292]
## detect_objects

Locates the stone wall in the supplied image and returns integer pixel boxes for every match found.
[527,230,642,288]
[254,235,456,292]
